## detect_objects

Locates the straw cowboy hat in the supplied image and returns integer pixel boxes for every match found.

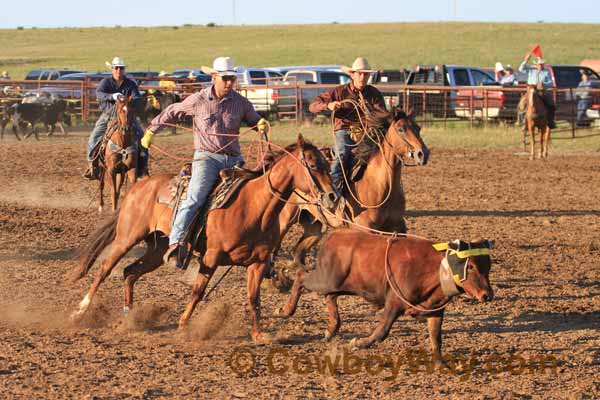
[200,56,237,76]
[105,56,127,69]
[158,70,168,77]
[341,57,376,74]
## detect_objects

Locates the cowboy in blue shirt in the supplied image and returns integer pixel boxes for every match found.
[517,52,556,129]
[83,57,146,180]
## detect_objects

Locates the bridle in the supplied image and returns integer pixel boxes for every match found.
[106,103,137,164]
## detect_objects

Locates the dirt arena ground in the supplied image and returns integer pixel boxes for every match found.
[1,132,599,399]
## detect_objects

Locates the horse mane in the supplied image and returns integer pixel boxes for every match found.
[353,108,411,162]
[261,140,320,171]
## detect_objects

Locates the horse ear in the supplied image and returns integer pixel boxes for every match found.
[406,107,415,119]
[297,133,305,149]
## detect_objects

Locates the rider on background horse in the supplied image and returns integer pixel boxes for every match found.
[139,56,269,270]
[517,51,556,129]
[84,57,147,180]
[309,57,387,194]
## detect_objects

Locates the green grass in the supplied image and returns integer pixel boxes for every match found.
[1,22,599,79]
[256,121,600,153]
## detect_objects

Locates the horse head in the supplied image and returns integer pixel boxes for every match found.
[284,134,338,211]
[369,107,429,166]
[115,94,134,129]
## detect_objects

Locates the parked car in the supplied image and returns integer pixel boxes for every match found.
[274,69,351,119]
[24,69,82,81]
[400,65,497,118]
[266,65,343,75]
[171,69,211,82]
[456,64,600,121]
[233,67,283,116]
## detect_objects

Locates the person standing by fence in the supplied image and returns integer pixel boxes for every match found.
[576,70,593,127]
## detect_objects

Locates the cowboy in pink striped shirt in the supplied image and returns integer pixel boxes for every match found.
[140,57,268,270]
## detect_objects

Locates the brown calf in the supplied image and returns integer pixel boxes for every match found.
[292,228,494,367]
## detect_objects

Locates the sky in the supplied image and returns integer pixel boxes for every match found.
[0,0,599,28]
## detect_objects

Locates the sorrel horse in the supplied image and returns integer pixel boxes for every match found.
[275,109,429,310]
[71,135,337,343]
[98,95,139,212]
[524,85,551,160]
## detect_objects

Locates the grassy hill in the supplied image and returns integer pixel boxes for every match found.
[1,22,598,79]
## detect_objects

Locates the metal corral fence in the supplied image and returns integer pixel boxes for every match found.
[1,78,599,136]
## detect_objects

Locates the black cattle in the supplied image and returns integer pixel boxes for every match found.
[3,93,71,140]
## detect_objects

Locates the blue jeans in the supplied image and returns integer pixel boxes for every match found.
[330,129,355,191]
[169,150,244,246]
[86,113,147,170]
[577,100,590,124]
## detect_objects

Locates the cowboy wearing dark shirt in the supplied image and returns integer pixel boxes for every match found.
[309,57,386,192]
[83,57,146,180]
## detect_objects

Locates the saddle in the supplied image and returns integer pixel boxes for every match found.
[156,163,261,269]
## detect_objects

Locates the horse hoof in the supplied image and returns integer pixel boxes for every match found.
[349,338,357,349]
[98,206,103,213]
[122,306,130,316]
[69,311,83,324]
[324,330,334,341]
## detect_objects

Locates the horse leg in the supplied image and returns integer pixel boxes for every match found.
[538,126,544,159]
[178,261,216,330]
[278,266,306,317]
[528,122,535,160]
[324,294,341,341]
[543,126,551,158]
[427,313,445,369]
[71,241,136,321]
[123,235,168,313]
[33,125,39,141]
[247,262,271,343]
[99,171,105,213]
[111,170,120,212]
[350,297,401,349]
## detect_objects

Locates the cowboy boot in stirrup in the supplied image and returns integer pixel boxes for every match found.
[82,163,99,180]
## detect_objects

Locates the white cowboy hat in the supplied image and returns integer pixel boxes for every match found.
[504,64,513,71]
[495,62,504,72]
[341,57,376,74]
[535,57,545,65]
[158,70,168,77]
[200,56,237,76]
[105,56,127,69]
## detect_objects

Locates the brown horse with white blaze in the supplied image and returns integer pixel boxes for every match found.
[71,135,337,343]
[277,108,429,311]
[99,95,139,212]
[525,85,551,160]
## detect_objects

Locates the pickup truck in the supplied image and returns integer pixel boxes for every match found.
[456,65,600,122]
[234,66,283,117]
[273,69,351,120]
[369,69,408,110]
[399,65,497,117]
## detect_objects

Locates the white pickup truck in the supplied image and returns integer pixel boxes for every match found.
[235,66,283,117]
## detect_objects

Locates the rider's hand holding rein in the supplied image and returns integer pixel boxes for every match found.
[141,130,154,149]
[257,118,269,134]
[112,93,125,102]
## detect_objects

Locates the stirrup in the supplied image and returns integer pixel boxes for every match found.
[164,245,187,270]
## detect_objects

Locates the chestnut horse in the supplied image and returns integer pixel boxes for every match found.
[98,95,139,212]
[525,85,551,160]
[71,135,337,343]
[276,109,429,312]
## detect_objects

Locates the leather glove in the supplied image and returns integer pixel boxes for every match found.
[257,118,269,133]
[140,130,154,149]
[112,92,125,101]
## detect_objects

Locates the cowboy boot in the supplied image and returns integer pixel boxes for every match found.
[82,161,99,180]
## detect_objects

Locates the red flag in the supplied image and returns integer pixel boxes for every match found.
[531,44,543,58]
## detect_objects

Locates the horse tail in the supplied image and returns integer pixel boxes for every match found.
[71,213,119,282]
